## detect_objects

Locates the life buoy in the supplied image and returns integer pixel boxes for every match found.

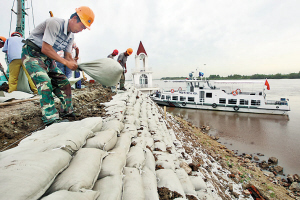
[234,106,239,111]
[171,89,175,93]
[178,87,182,91]
[232,90,238,96]
[236,88,241,93]
[212,103,217,108]
[276,106,279,109]
[182,102,186,106]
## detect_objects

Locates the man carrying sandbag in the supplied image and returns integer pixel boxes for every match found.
[22,6,95,125]
[107,49,119,59]
[117,48,133,91]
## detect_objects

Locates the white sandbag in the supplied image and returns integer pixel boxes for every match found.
[101,120,124,135]
[144,148,156,173]
[78,58,123,86]
[190,173,207,191]
[154,141,166,151]
[93,175,122,200]
[98,150,126,179]
[176,168,197,197]
[113,131,132,153]
[84,129,117,151]
[41,190,100,200]
[0,149,72,200]
[142,166,159,200]
[196,190,214,200]
[122,167,145,200]
[156,169,186,199]
[16,67,32,93]
[47,148,107,194]
[123,123,138,137]
[154,151,176,171]
[126,146,145,170]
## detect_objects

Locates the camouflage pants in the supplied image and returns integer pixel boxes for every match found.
[119,70,125,89]
[22,44,72,124]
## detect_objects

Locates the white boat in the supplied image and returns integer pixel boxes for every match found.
[150,79,290,115]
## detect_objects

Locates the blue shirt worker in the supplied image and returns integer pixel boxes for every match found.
[117,48,132,90]
[22,6,95,125]
[2,32,37,93]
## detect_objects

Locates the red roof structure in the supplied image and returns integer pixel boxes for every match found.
[136,41,147,56]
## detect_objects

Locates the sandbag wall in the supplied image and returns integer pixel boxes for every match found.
[0,85,252,200]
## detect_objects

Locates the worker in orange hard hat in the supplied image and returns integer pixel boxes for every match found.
[2,31,37,93]
[0,36,6,48]
[21,6,95,125]
[117,48,133,91]
[107,49,119,59]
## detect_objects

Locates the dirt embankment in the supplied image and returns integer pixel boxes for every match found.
[0,82,114,151]
[0,82,299,199]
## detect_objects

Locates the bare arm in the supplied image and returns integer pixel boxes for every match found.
[41,42,78,70]
[74,47,79,61]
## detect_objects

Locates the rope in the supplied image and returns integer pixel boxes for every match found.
[30,0,35,28]
[9,0,16,36]
[0,93,109,152]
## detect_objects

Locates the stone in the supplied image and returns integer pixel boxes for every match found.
[268,157,278,164]
[287,174,294,183]
[293,174,300,182]
[289,182,300,192]
[274,165,283,173]
[180,162,192,175]
[244,154,252,159]
[253,156,259,161]
[264,171,275,178]
[259,161,269,169]
[243,189,251,196]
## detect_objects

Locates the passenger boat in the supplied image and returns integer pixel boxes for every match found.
[150,79,290,115]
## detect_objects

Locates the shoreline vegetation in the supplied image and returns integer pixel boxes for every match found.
[160,71,300,80]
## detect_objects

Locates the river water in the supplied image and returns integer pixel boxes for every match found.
[152,79,300,176]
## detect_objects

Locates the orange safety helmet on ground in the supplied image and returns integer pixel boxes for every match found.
[126,48,133,55]
[0,36,6,44]
[75,6,95,30]
[112,49,119,55]
[11,31,22,37]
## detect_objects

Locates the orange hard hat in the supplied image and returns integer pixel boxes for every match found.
[0,36,6,44]
[11,31,22,37]
[126,48,133,55]
[75,6,95,30]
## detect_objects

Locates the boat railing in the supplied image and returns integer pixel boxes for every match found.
[265,100,288,105]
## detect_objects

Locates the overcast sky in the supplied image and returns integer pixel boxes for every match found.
[1,0,300,79]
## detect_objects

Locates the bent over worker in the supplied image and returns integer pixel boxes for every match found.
[2,32,37,93]
[107,49,118,59]
[22,6,95,125]
[117,48,132,90]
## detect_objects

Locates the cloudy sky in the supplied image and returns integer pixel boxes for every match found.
[1,0,299,79]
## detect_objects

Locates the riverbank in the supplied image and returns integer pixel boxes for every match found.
[0,82,299,199]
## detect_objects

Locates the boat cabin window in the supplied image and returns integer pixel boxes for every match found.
[172,96,178,100]
[251,100,260,105]
[161,95,165,100]
[166,95,171,100]
[240,99,249,105]
[219,98,226,104]
[188,97,195,102]
[206,93,212,98]
[180,96,186,101]
[228,99,237,104]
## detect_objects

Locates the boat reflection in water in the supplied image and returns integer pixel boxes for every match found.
[166,107,300,176]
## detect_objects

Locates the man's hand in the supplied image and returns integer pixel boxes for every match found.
[125,68,127,73]
[65,60,78,71]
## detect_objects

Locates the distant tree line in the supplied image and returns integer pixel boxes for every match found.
[161,71,300,80]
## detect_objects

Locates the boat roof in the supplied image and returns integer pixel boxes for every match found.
[213,80,265,84]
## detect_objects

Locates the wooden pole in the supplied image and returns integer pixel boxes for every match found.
[0,96,39,106]
[164,106,166,120]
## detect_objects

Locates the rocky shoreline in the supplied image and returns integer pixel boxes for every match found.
[0,82,299,199]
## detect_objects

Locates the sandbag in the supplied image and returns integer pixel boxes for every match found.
[41,190,100,200]
[98,150,126,179]
[101,120,124,135]
[84,129,117,151]
[142,166,159,200]
[175,168,197,197]
[46,148,107,194]
[93,175,122,200]
[0,149,72,200]
[122,167,145,200]
[126,146,145,170]
[156,169,186,199]
[16,67,32,93]
[78,58,123,86]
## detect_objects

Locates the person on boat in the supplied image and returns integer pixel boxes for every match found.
[107,49,119,59]
[117,48,133,91]
[2,32,37,94]
[21,6,95,125]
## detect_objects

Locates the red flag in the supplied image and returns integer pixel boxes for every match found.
[265,79,270,90]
